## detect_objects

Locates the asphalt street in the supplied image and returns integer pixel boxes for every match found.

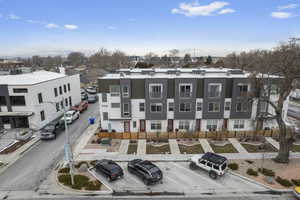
[0,102,99,191]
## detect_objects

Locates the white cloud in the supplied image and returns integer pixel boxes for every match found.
[278,4,298,10]
[171,1,234,17]
[7,14,20,20]
[0,13,3,18]
[218,8,235,14]
[271,11,293,19]
[45,23,59,29]
[64,24,78,30]
[107,26,117,30]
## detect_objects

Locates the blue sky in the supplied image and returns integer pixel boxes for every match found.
[0,0,299,57]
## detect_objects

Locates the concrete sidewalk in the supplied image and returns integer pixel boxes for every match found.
[228,138,249,154]
[169,139,180,154]
[199,139,214,153]
[118,139,129,154]
[265,137,280,150]
[137,139,146,155]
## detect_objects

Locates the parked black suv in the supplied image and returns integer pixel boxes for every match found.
[40,121,65,140]
[127,159,163,185]
[94,159,124,181]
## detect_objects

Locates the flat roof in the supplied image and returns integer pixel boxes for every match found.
[100,67,251,79]
[0,71,66,85]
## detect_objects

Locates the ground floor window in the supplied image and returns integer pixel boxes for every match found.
[234,120,245,129]
[40,110,45,121]
[103,112,108,120]
[133,121,137,128]
[207,120,218,131]
[151,121,161,130]
[179,121,190,130]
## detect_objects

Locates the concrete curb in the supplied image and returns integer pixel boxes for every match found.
[87,168,113,194]
[54,170,113,195]
[0,136,41,175]
[228,171,293,193]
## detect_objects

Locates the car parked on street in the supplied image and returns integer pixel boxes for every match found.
[94,159,124,181]
[86,86,97,94]
[127,159,163,185]
[60,110,80,124]
[189,152,228,179]
[71,101,88,113]
[87,94,98,103]
[40,121,65,140]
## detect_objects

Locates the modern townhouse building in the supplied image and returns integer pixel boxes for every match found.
[98,68,289,133]
[0,70,81,130]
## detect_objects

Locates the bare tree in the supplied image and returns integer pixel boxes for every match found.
[67,52,85,67]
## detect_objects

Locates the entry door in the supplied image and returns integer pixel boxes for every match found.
[223,119,228,130]
[140,120,145,132]
[168,119,173,132]
[124,121,130,132]
[196,119,201,131]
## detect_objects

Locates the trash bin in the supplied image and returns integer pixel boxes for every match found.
[89,117,95,125]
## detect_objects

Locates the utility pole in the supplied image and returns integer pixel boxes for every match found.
[62,97,75,185]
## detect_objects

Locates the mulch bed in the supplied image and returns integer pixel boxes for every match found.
[146,144,171,154]
[127,144,138,154]
[178,144,204,154]
[241,142,278,153]
[0,138,31,154]
[210,143,238,153]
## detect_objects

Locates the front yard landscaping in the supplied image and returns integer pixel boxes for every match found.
[292,144,300,152]
[57,161,108,191]
[178,144,204,154]
[209,140,238,153]
[241,142,277,153]
[146,143,170,154]
[127,144,138,154]
[0,138,32,154]
[232,159,300,189]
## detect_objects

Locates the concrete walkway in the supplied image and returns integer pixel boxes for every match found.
[118,139,129,155]
[169,139,180,154]
[265,137,280,150]
[137,139,146,155]
[199,139,214,153]
[228,138,249,154]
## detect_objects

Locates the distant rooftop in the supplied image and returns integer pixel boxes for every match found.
[100,67,251,79]
[0,70,66,85]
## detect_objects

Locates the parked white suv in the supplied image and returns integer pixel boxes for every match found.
[61,110,80,124]
[189,152,228,179]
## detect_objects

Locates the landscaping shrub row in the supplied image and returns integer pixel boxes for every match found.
[58,174,101,190]
[228,163,239,170]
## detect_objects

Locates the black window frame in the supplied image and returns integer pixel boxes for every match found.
[67,83,71,91]
[0,96,6,105]
[40,110,45,121]
[63,85,67,93]
[10,96,26,106]
[59,86,62,95]
[38,93,43,104]
[13,88,28,93]
[139,103,145,112]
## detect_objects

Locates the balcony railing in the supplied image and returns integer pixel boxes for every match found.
[180,92,192,98]
[150,92,162,98]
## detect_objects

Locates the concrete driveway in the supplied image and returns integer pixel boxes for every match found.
[90,161,267,195]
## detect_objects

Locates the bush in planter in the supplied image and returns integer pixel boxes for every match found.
[58,167,70,173]
[292,179,300,186]
[258,168,275,177]
[85,180,101,190]
[58,174,72,185]
[247,168,258,176]
[275,176,293,187]
[228,163,239,170]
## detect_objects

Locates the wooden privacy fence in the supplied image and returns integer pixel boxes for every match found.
[96,129,281,140]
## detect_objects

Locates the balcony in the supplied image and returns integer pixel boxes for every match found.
[180,92,192,98]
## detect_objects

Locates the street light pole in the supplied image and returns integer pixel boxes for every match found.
[62,97,75,185]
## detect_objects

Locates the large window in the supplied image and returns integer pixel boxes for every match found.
[237,84,248,96]
[234,120,245,129]
[179,103,191,112]
[236,102,248,112]
[54,88,58,97]
[168,102,174,111]
[196,102,202,111]
[56,102,60,112]
[179,84,192,98]
[102,93,107,102]
[139,103,145,112]
[111,103,120,108]
[40,110,45,121]
[207,120,218,131]
[67,83,71,92]
[123,103,130,116]
[149,84,162,99]
[208,84,221,98]
[13,88,28,93]
[151,121,161,130]
[122,86,129,98]
[103,112,108,120]
[65,98,68,107]
[38,93,43,104]
[10,96,25,106]
[150,103,162,113]
[179,121,190,130]
[59,86,62,95]
[110,85,120,97]
[0,96,6,105]
[208,102,220,112]
[224,102,231,111]
[64,85,67,93]
[69,96,72,106]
